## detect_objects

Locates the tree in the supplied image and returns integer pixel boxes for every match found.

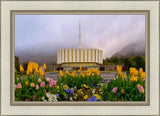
[15,56,20,72]
[124,58,135,69]
[111,57,119,64]
[133,55,145,71]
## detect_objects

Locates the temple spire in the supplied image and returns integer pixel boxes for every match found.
[79,21,81,49]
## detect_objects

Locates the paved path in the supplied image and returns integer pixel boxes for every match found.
[45,72,116,81]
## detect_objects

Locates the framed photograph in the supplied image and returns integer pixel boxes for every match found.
[0,0,159,115]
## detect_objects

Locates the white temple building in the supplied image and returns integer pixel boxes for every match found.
[57,21,103,71]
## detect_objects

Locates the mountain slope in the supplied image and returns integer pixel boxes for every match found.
[112,42,145,58]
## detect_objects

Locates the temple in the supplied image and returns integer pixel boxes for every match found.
[57,21,103,71]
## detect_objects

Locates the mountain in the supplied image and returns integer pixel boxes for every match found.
[17,54,57,68]
[112,42,145,58]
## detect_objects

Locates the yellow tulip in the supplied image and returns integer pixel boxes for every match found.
[118,70,122,75]
[25,81,28,86]
[120,66,122,71]
[20,65,24,72]
[30,83,35,87]
[130,75,135,81]
[35,68,39,74]
[130,67,135,75]
[40,71,44,76]
[71,73,75,77]
[35,62,39,67]
[43,63,47,70]
[134,76,138,82]
[96,70,100,75]
[32,64,37,71]
[123,74,127,79]
[26,70,30,75]
[134,70,138,75]
[139,68,143,75]
[137,84,141,89]
[141,72,145,79]
[86,72,91,77]
[65,70,69,74]
[39,67,42,72]
[121,89,125,94]
[116,65,120,71]
[59,70,64,77]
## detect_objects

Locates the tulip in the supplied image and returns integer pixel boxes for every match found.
[65,70,69,74]
[112,87,117,93]
[40,71,44,76]
[52,80,57,85]
[138,86,144,93]
[116,65,120,71]
[30,83,35,87]
[49,82,54,88]
[130,75,135,81]
[35,84,39,90]
[40,82,45,88]
[137,84,141,89]
[134,76,138,82]
[121,89,125,94]
[45,77,49,82]
[139,68,143,75]
[38,78,42,83]
[15,84,17,90]
[35,68,39,74]
[25,81,28,86]
[49,79,53,83]
[20,65,24,72]
[59,70,64,77]
[141,72,145,79]
[26,70,30,75]
[123,74,127,79]
[17,83,22,88]
[43,63,47,70]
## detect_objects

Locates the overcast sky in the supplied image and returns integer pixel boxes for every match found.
[15,15,145,58]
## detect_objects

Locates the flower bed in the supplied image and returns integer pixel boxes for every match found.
[15,62,145,101]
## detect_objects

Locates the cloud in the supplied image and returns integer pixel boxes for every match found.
[15,15,145,58]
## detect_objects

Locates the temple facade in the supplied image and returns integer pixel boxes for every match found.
[57,21,103,71]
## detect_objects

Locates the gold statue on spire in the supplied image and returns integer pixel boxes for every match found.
[79,20,81,25]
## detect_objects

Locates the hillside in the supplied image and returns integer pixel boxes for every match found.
[112,42,145,58]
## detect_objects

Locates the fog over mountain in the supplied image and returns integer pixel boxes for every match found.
[112,42,145,58]
[15,15,145,65]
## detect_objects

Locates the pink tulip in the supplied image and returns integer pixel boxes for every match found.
[35,84,39,90]
[17,83,22,88]
[49,82,54,87]
[112,87,117,93]
[40,82,45,88]
[15,84,17,90]
[52,80,57,85]
[138,86,144,93]
[49,79,53,83]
